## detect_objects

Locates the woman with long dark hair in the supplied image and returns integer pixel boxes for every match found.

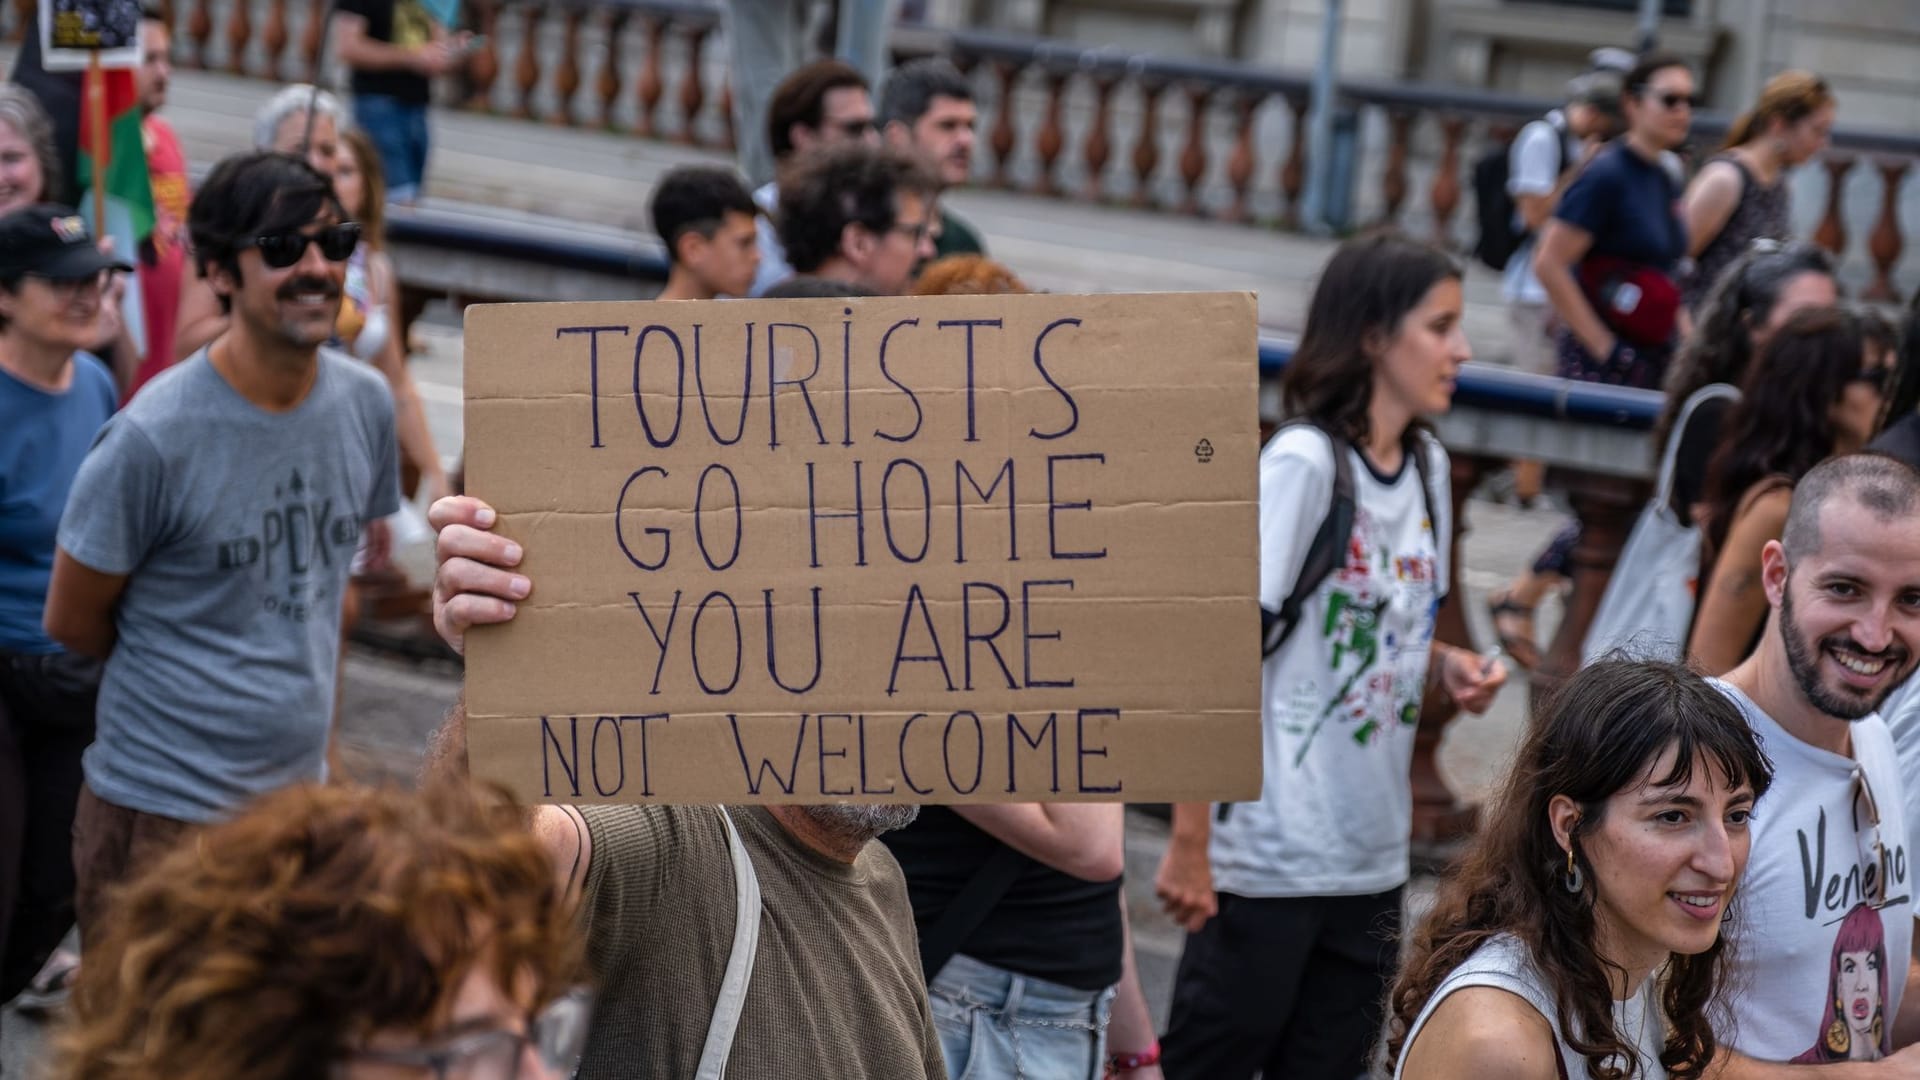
[1390,659,1774,1079]
[1655,242,1836,523]
[1689,306,1888,674]
[1154,231,1505,1079]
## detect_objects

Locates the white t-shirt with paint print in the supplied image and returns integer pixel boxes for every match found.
[1210,425,1451,898]
[1713,680,1916,1064]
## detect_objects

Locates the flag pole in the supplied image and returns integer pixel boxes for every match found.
[86,48,107,227]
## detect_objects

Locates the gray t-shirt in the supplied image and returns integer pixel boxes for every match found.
[59,349,399,822]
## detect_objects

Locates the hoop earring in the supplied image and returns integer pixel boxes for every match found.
[1564,847,1584,894]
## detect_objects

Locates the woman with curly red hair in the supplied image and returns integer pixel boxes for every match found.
[49,781,589,1080]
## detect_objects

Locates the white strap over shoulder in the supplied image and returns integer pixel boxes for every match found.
[1656,383,1741,506]
[693,808,762,1080]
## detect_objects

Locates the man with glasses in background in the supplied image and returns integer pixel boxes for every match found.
[44,152,399,943]
[775,142,940,297]
[1709,453,1920,1073]
[748,59,882,295]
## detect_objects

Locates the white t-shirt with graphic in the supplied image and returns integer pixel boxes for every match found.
[1714,681,1916,1064]
[1210,426,1451,898]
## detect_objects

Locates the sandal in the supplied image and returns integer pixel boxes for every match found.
[1486,589,1540,673]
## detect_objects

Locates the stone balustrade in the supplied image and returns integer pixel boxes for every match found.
[23,0,1908,299]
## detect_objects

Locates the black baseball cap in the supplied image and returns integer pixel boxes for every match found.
[0,204,136,280]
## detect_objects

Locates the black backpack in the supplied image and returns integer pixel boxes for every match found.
[1471,115,1567,272]
[1259,420,1443,658]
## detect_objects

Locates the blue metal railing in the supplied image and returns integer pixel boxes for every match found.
[1254,338,1661,429]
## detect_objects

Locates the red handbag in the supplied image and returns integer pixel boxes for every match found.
[1578,254,1681,347]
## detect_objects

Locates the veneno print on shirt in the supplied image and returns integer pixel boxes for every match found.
[1713,681,1915,1064]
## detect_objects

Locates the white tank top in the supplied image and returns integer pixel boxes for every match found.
[1395,934,1668,1079]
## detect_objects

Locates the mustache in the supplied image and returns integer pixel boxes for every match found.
[276,277,341,301]
[1821,634,1909,664]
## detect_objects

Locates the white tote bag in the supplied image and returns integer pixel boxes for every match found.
[1581,384,1740,665]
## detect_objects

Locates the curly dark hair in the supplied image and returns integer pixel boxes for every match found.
[774,142,940,276]
[51,781,584,1080]
[1701,305,1866,557]
[1387,659,1773,1079]
[1280,230,1461,446]
[1656,243,1835,452]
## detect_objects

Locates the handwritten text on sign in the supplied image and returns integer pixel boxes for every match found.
[463,292,1261,804]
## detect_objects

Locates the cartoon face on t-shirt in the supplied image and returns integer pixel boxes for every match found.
[1792,903,1891,1062]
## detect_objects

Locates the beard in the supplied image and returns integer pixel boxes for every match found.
[800,803,921,845]
[1780,587,1909,720]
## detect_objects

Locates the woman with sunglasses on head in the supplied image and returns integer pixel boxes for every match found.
[49,780,592,1080]
[1487,53,1697,671]
[1689,307,1892,675]
[1656,242,1837,527]
[1680,71,1834,313]
[1389,658,1773,1080]
[0,205,132,1059]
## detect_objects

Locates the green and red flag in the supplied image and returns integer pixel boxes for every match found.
[77,66,155,243]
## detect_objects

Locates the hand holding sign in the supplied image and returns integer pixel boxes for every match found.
[459,291,1262,806]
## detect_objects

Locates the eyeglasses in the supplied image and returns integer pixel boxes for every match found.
[247,222,361,269]
[342,986,594,1080]
[1852,767,1894,910]
[1647,91,1701,111]
[831,117,878,138]
[889,216,937,245]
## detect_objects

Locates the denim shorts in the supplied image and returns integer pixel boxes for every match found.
[352,93,430,200]
[929,953,1115,1080]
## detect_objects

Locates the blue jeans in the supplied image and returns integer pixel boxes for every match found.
[929,953,1114,1080]
[353,94,429,202]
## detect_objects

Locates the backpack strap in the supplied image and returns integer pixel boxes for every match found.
[1407,429,1447,602]
[915,844,1025,982]
[1263,420,1354,658]
[1657,383,1741,508]
[695,808,763,1080]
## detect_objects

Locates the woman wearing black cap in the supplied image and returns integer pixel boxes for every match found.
[0,203,133,1037]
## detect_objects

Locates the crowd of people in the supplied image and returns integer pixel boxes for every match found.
[5,15,1920,1080]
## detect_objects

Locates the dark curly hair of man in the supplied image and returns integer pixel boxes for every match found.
[775,142,940,276]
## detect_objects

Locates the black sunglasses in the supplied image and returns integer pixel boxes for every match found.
[1853,365,1893,392]
[1648,91,1701,110]
[247,222,361,269]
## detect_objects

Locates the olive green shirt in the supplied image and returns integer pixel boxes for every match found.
[575,804,947,1079]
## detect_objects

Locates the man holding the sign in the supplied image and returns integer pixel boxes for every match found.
[435,286,1261,1073]
[426,498,948,1079]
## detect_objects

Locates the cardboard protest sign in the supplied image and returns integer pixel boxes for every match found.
[463,292,1262,804]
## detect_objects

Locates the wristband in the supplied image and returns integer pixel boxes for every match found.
[1106,1040,1161,1076]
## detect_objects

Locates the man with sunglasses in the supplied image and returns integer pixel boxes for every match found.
[44,151,400,943]
[1711,453,1920,1074]
[748,59,882,296]
[777,142,941,298]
